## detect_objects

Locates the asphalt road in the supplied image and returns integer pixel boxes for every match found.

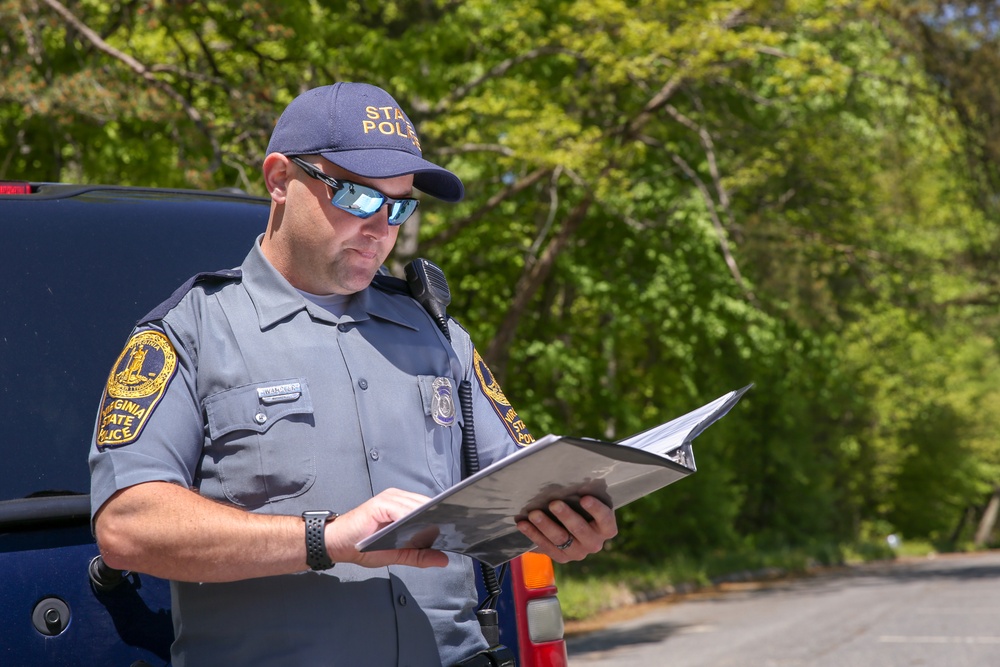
[566,550,1000,666]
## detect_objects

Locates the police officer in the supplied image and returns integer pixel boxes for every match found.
[89,82,618,667]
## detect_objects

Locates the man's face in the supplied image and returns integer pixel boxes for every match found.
[267,156,412,295]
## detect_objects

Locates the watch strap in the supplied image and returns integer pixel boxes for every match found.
[302,510,337,571]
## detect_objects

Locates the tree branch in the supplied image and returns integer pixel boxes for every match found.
[431,46,580,114]
[436,6,755,370]
[623,8,747,138]
[671,151,758,305]
[485,170,606,380]
[421,167,553,251]
[41,0,222,172]
[625,74,685,137]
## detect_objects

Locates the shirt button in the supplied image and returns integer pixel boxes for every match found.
[398,594,408,606]
[254,412,267,424]
[338,323,349,332]
[369,449,380,461]
[358,378,369,390]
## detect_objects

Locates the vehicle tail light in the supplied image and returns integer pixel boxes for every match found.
[511,553,568,666]
[525,597,565,642]
[521,551,555,589]
[0,182,31,194]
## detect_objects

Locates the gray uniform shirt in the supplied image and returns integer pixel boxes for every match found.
[89,238,533,667]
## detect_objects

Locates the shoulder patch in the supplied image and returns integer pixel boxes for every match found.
[96,330,178,451]
[473,349,535,446]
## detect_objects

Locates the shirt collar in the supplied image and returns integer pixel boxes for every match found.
[241,236,419,332]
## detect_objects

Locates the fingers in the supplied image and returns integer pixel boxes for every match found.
[516,496,618,563]
[387,545,450,569]
[326,488,449,569]
[360,487,434,527]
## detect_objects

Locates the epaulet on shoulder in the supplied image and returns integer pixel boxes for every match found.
[371,273,412,297]
[137,269,242,325]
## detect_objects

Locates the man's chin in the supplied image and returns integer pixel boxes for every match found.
[337,265,381,294]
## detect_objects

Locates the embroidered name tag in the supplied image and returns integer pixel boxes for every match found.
[257,383,302,404]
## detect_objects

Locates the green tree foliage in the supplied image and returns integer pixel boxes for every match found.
[4,0,1000,558]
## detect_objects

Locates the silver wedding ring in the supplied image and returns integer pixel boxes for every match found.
[556,536,574,550]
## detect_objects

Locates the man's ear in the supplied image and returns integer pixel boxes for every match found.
[262,153,291,204]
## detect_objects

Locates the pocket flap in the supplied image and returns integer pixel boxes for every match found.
[205,378,313,438]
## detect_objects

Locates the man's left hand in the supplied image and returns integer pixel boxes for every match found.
[515,495,618,563]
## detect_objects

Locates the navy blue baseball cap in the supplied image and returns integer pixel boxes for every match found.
[266,82,464,202]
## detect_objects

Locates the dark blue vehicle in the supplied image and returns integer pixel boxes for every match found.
[0,183,567,666]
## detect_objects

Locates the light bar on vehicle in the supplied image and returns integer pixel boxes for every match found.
[0,182,31,194]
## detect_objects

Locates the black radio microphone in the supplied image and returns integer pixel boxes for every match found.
[405,258,452,341]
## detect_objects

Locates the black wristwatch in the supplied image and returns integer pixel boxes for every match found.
[302,510,338,571]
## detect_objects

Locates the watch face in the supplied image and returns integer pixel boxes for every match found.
[303,510,334,521]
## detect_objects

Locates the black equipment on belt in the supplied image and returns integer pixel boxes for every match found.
[454,643,517,667]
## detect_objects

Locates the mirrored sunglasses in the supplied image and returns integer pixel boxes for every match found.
[288,156,419,226]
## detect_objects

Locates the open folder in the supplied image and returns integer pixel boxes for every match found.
[357,384,752,567]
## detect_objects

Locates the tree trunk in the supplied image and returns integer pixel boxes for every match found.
[974,487,1000,547]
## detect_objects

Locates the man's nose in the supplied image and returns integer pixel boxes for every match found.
[361,206,391,239]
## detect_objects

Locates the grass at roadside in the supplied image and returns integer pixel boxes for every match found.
[554,538,941,622]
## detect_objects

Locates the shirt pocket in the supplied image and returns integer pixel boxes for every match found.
[204,378,316,508]
[417,375,463,490]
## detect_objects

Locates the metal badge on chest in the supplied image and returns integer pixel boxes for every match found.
[431,377,456,427]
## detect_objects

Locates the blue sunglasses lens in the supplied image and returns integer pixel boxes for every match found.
[331,184,382,217]
[387,199,418,225]
[331,183,418,225]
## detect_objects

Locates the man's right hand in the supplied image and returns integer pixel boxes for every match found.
[326,488,449,569]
